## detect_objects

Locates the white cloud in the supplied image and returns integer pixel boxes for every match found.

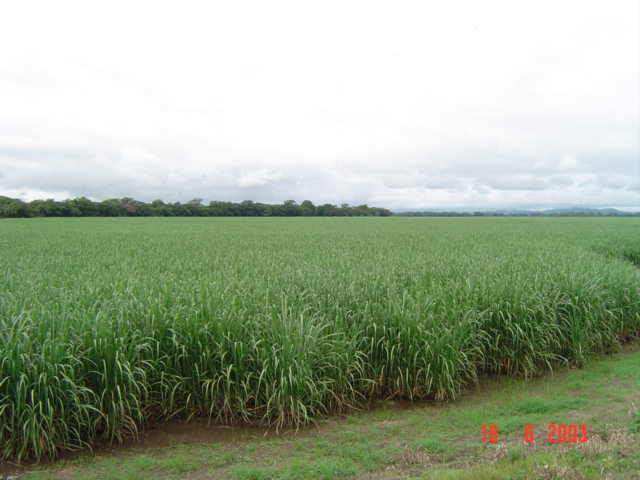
[557,156,582,171]
[237,169,282,187]
[0,0,638,209]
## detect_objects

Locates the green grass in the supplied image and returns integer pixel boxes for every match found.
[0,217,639,460]
[411,437,451,453]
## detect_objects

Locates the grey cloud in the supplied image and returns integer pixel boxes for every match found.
[482,176,549,192]
[375,171,463,190]
[479,175,574,192]
[1,145,638,210]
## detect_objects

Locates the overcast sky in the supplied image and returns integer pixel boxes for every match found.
[0,0,638,210]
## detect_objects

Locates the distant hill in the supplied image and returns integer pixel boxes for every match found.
[540,207,623,214]
[393,207,639,217]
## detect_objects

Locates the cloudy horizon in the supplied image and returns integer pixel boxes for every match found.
[1,0,638,211]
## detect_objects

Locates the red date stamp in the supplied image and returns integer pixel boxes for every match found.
[482,424,588,443]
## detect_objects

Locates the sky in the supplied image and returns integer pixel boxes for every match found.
[0,0,638,211]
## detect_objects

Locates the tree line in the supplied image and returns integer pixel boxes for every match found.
[0,196,393,218]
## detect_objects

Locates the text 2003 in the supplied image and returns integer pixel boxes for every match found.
[543,424,588,444]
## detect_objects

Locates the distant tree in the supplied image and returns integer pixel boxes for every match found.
[352,204,368,216]
[61,200,82,216]
[338,203,352,216]
[259,204,272,216]
[27,199,67,217]
[0,196,26,217]
[184,198,207,216]
[317,203,338,216]
[300,200,316,216]
[239,200,262,216]
[97,200,120,216]
[168,202,187,216]
[208,201,229,216]
[150,199,173,216]
[372,207,393,217]
[69,197,98,216]
[270,204,284,216]
[280,200,303,216]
